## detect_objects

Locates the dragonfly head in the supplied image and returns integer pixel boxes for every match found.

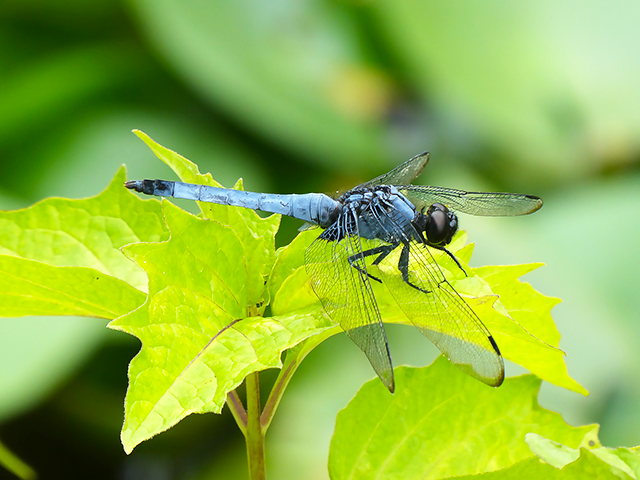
[416,203,458,247]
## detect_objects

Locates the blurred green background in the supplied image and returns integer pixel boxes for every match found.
[1,0,639,478]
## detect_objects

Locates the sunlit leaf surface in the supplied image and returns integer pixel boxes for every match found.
[134,130,281,305]
[526,431,640,479]
[0,166,167,439]
[329,359,593,480]
[450,452,632,480]
[0,168,165,318]
[0,256,145,319]
[108,202,333,453]
[0,167,168,291]
[371,236,585,395]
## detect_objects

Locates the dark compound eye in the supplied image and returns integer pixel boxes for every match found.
[425,203,458,246]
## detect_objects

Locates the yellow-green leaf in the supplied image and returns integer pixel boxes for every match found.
[329,358,593,479]
[109,202,331,453]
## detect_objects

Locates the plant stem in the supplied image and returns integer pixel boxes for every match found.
[260,354,296,431]
[261,327,338,431]
[245,371,265,480]
[0,438,36,480]
[226,390,247,436]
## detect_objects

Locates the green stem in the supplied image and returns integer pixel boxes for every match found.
[245,371,265,480]
[261,327,338,431]
[260,348,299,432]
[0,438,36,480]
[226,390,247,436]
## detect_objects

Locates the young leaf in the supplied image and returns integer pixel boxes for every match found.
[473,263,586,395]
[0,167,166,319]
[329,357,593,479]
[0,166,167,290]
[526,431,639,479]
[108,202,333,453]
[267,229,319,315]
[368,235,584,395]
[134,129,280,304]
[115,135,579,455]
[450,450,633,480]
[0,255,145,319]
[131,133,580,395]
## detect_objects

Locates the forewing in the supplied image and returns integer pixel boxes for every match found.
[360,152,430,188]
[378,237,504,386]
[400,185,543,216]
[305,222,395,392]
[360,205,504,386]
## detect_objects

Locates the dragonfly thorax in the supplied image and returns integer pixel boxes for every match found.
[335,185,419,242]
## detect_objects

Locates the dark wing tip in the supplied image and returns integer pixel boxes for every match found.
[525,194,544,214]
[378,366,396,394]
[487,335,505,387]
[491,371,505,388]
[387,378,396,394]
[413,151,430,164]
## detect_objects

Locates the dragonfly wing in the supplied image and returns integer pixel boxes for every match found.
[362,207,504,386]
[381,239,504,386]
[400,185,542,216]
[360,152,430,188]
[305,221,395,392]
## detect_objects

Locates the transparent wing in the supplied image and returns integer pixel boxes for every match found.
[359,152,430,188]
[371,210,504,386]
[399,185,542,216]
[304,220,395,392]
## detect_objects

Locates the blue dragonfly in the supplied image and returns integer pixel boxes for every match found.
[126,153,542,392]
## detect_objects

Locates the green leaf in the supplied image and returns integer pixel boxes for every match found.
[109,202,332,453]
[526,431,639,479]
[329,358,593,479]
[473,262,585,395]
[0,166,166,426]
[133,129,206,185]
[267,228,319,313]
[451,430,640,479]
[615,449,640,479]
[365,234,584,395]
[0,255,145,319]
[450,451,632,480]
[0,166,168,291]
[134,130,280,305]
[0,167,166,319]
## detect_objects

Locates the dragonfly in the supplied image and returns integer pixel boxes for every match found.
[125,152,542,393]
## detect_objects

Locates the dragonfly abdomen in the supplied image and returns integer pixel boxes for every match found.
[125,179,341,227]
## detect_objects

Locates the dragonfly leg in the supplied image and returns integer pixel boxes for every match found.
[370,245,397,266]
[348,245,396,283]
[432,246,467,277]
[398,244,432,294]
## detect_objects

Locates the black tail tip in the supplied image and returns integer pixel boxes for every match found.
[124,180,140,191]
